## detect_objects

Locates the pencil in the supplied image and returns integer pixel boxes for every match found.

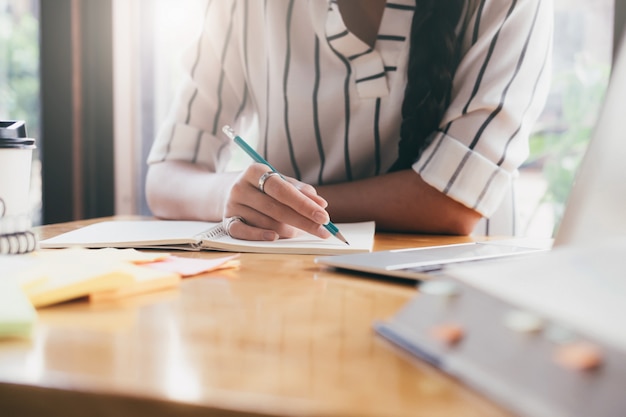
[222,125,350,245]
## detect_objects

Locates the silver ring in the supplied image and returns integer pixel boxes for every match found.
[258,171,281,194]
[223,216,246,237]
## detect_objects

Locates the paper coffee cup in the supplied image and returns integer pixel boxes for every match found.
[0,121,36,219]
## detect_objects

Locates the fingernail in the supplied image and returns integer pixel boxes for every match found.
[263,231,278,241]
[313,211,330,224]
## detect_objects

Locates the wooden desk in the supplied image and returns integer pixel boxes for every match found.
[0,218,514,417]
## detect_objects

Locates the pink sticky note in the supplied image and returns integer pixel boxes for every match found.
[145,254,240,277]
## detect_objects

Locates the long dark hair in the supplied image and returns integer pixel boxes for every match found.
[388,0,473,172]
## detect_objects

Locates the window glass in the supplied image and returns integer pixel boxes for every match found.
[134,0,205,216]
[521,0,614,236]
[0,0,41,224]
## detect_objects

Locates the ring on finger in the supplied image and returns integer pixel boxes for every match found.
[223,216,246,237]
[258,171,282,194]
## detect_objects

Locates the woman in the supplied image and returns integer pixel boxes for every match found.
[146,0,553,241]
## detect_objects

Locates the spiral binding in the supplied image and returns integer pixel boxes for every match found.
[0,197,37,255]
[190,224,227,249]
[0,230,37,254]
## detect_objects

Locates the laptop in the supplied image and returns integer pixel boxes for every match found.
[316,32,626,281]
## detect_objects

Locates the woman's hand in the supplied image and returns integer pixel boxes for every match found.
[223,163,332,241]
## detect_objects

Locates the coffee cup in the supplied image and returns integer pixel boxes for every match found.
[0,120,36,220]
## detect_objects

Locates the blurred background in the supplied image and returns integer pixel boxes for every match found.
[0,0,619,237]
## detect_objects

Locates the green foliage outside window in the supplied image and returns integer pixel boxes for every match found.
[526,58,610,235]
[0,9,40,141]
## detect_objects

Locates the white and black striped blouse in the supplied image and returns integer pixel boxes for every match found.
[148,0,553,235]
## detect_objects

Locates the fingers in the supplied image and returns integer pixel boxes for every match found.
[288,179,328,208]
[225,215,281,241]
[260,175,330,225]
[224,164,332,241]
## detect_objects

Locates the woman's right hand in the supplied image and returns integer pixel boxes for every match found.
[222,163,333,241]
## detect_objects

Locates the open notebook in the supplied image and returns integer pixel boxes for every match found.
[39,220,376,256]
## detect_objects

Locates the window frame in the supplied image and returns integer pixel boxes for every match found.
[40,0,114,224]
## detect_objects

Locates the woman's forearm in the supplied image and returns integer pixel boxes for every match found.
[318,169,481,235]
[147,162,481,235]
[145,161,238,222]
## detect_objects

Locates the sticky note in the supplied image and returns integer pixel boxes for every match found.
[144,254,240,277]
[24,262,135,308]
[503,310,544,333]
[31,247,169,264]
[0,279,37,338]
[89,264,181,302]
[430,323,465,346]
[553,342,603,371]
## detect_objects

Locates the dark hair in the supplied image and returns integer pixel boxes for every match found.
[388,0,469,172]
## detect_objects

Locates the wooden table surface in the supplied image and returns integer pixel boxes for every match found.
[0,218,514,417]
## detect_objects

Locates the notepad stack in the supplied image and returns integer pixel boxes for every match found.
[0,248,239,339]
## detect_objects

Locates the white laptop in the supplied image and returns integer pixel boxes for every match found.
[316,32,626,280]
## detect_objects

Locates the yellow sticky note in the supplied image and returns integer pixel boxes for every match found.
[32,247,169,264]
[24,262,135,308]
[89,264,180,302]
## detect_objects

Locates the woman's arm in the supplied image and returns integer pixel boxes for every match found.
[146,159,480,240]
[412,0,553,221]
[319,169,482,235]
[146,161,237,222]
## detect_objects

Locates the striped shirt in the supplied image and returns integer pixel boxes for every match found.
[147,0,553,235]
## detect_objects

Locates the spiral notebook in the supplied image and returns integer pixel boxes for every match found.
[0,212,37,255]
[39,220,375,255]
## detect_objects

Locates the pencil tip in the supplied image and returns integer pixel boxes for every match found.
[334,232,349,245]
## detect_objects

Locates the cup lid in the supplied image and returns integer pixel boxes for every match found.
[0,121,35,148]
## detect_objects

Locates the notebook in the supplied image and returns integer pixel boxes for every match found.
[316,28,626,280]
[39,220,376,256]
[373,237,626,417]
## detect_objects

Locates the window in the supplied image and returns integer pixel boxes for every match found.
[520,0,614,236]
[113,0,205,216]
[0,0,41,224]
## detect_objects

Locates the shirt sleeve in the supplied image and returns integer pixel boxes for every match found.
[146,0,246,173]
[414,0,553,218]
